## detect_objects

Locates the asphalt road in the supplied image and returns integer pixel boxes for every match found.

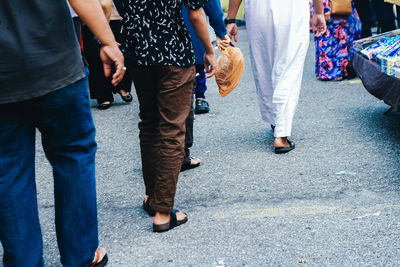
[1,27,400,267]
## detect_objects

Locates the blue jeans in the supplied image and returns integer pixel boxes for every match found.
[194,66,207,99]
[0,73,98,267]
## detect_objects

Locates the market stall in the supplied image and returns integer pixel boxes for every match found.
[351,27,400,113]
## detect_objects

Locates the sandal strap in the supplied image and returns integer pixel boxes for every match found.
[170,209,179,228]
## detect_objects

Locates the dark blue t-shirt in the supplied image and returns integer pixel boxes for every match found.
[0,0,85,104]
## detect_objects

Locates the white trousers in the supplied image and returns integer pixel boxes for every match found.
[245,0,310,137]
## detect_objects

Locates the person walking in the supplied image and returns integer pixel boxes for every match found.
[182,0,229,115]
[227,0,327,154]
[82,6,133,110]
[354,0,396,38]
[180,0,230,171]
[118,0,217,232]
[314,0,362,81]
[0,0,125,266]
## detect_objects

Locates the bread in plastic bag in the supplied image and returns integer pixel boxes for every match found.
[215,46,245,97]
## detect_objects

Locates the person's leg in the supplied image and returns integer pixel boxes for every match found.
[0,102,44,267]
[129,66,160,202]
[194,65,210,114]
[110,20,133,101]
[35,74,99,266]
[353,0,373,37]
[246,0,309,151]
[82,25,114,108]
[184,94,194,163]
[372,0,396,33]
[271,1,309,141]
[181,88,201,172]
[150,66,194,227]
[397,5,400,28]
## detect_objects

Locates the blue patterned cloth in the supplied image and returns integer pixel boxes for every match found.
[314,1,362,80]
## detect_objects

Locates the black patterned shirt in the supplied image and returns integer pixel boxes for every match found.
[120,0,206,67]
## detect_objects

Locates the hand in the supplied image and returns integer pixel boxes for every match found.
[312,13,327,37]
[216,35,231,52]
[203,51,217,78]
[226,23,238,44]
[324,11,331,23]
[99,43,125,86]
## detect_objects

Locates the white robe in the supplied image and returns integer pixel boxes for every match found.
[244,0,310,137]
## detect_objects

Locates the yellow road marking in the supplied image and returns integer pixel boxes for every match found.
[340,79,362,85]
[213,204,400,219]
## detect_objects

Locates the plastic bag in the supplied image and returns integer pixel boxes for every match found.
[215,47,245,97]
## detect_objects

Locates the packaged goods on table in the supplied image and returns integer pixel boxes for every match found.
[360,36,400,60]
[353,29,400,51]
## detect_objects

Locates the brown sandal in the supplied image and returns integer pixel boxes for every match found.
[153,209,188,233]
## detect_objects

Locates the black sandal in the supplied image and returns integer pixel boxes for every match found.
[180,156,201,172]
[153,209,188,233]
[97,102,112,110]
[274,139,295,154]
[118,91,132,103]
[143,199,156,216]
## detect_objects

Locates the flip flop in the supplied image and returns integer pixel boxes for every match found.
[89,249,108,267]
[153,209,188,233]
[143,199,156,217]
[274,140,295,154]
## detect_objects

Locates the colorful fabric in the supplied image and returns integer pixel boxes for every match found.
[314,1,362,80]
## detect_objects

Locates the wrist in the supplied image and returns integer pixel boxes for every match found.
[205,46,215,54]
[224,18,237,25]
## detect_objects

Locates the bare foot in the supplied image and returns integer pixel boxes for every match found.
[91,247,106,266]
[273,137,290,148]
[119,89,128,97]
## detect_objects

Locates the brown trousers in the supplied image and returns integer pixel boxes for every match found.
[129,65,195,213]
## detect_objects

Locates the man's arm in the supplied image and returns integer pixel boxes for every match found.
[99,0,113,21]
[226,0,242,43]
[203,0,230,51]
[188,8,217,78]
[68,0,125,85]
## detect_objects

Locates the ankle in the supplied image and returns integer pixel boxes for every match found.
[154,212,171,225]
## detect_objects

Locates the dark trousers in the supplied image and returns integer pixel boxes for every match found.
[0,71,98,267]
[183,93,194,165]
[128,65,195,213]
[354,0,395,37]
[397,6,400,28]
[82,20,132,104]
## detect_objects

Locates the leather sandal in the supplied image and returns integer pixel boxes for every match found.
[153,209,188,233]
[274,139,295,154]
